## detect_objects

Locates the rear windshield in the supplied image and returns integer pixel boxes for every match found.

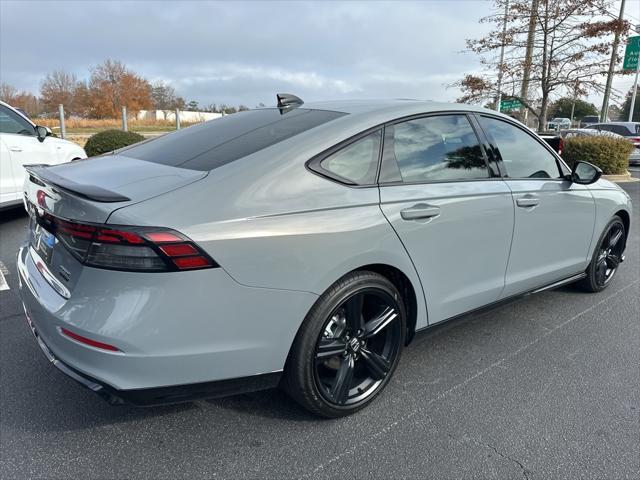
[121,108,346,171]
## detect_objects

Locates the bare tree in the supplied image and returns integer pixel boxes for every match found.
[0,82,39,117]
[454,0,629,130]
[0,82,18,102]
[40,70,78,117]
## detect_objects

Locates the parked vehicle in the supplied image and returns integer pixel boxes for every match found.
[538,133,564,155]
[0,101,86,209]
[560,128,624,140]
[547,117,571,130]
[17,96,631,417]
[585,122,640,165]
[581,115,603,127]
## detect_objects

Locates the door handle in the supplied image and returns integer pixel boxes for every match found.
[400,203,441,221]
[8,146,22,152]
[516,197,540,208]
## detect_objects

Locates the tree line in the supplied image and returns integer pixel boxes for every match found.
[0,59,251,119]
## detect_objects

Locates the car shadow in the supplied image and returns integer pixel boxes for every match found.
[0,205,27,223]
[1,325,315,434]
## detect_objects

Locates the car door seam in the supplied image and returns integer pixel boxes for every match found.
[377,186,430,326]
[498,180,517,300]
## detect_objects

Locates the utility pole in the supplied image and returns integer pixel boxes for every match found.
[520,0,539,124]
[601,0,626,122]
[496,0,509,112]
[570,80,579,126]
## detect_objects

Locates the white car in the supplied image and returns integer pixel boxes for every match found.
[547,117,571,130]
[0,101,86,209]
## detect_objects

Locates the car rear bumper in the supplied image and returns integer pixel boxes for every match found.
[17,245,317,400]
[24,315,281,406]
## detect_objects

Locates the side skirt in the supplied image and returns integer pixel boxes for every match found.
[415,271,587,335]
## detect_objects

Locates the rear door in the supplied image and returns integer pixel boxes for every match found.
[379,113,514,324]
[476,115,595,297]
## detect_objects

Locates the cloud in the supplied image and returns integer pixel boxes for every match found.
[0,0,493,107]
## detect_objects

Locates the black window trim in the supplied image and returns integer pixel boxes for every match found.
[377,111,497,187]
[306,125,385,188]
[305,109,573,188]
[473,113,571,180]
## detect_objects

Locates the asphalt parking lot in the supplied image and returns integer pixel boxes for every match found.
[1,176,638,480]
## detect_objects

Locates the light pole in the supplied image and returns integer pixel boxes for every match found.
[496,0,510,112]
[601,0,626,122]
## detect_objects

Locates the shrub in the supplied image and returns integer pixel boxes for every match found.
[84,130,145,157]
[562,136,632,175]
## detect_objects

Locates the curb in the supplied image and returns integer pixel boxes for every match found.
[602,171,640,183]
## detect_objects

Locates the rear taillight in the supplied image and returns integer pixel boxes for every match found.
[558,138,564,156]
[39,212,218,272]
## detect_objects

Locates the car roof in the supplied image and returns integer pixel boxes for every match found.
[303,98,495,118]
[590,121,638,126]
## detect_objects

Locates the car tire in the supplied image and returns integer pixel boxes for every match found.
[284,271,406,418]
[579,215,626,293]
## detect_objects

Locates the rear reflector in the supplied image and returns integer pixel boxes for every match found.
[36,210,218,273]
[61,328,120,352]
[172,256,212,269]
[145,232,183,243]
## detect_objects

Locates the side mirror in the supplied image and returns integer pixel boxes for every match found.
[568,161,602,185]
[35,125,48,142]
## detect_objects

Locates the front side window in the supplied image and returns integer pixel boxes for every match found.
[0,106,35,136]
[479,116,561,179]
[389,115,489,183]
[318,131,381,184]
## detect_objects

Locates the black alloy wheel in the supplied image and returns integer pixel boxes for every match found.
[594,220,625,287]
[314,288,402,406]
[580,216,626,292]
[284,271,406,417]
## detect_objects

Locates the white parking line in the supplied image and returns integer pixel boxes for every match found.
[0,261,10,291]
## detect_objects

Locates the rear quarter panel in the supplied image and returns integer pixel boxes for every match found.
[109,143,430,328]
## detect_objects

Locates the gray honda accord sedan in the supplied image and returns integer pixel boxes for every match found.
[18,95,631,417]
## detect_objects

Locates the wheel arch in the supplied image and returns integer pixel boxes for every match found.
[614,209,630,241]
[348,264,418,345]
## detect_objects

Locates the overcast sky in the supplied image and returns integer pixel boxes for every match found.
[1,0,638,108]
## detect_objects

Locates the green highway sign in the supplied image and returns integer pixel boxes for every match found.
[623,36,639,70]
[500,99,523,111]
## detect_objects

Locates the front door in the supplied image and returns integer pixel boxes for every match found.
[476,115,596,297]
[0,105,56,196]
[379,114,514,324]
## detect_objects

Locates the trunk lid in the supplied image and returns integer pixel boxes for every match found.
[24,155,207,223]
[23,155,207,295]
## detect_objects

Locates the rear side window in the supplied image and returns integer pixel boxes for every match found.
[479,116,561,179]
[609,125,632,136]
[387,115,489,183]
[319,131,381,184]
[121,108,346,171]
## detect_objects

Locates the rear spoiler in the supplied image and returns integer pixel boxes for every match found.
[25,164,131,203]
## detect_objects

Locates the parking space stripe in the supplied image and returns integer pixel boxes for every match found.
[0,261,9,291]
